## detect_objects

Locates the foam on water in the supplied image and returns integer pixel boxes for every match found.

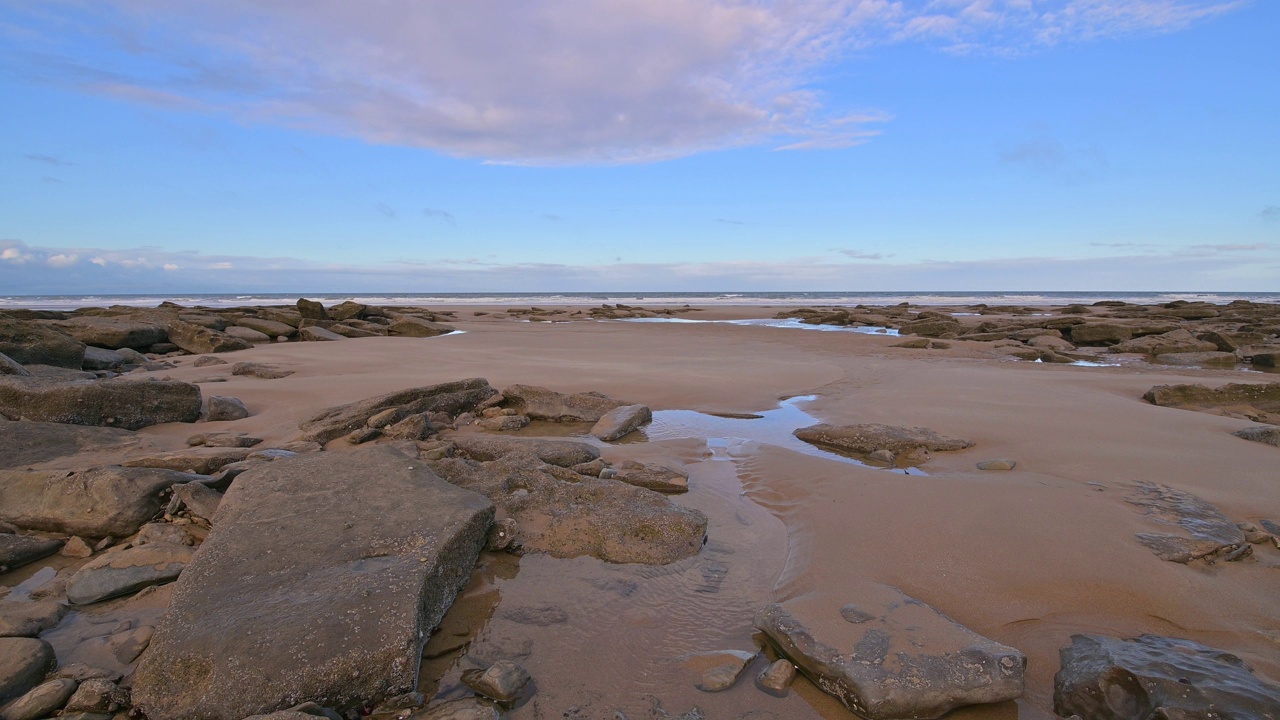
[619,317,901,335]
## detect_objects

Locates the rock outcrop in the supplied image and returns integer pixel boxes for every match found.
[501,384,626,422]
[0,534,63,573]
[66,543,194,605]
[298,378,496,445]
[47,316,168,350]
[0,420,150,470]
[1126,483,1249,563]
[0,320,85,369]
[794,423,974,455]
[0,466,201,537]
[0,377,201,430]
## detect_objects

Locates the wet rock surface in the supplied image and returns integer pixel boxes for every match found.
[0,465,201,537]
[298,378,496,444]
[590,404,652,441]
[1127,483,1249,563]
[0,677,79,720]
[1054,634,1280,720]
[754,587,1026,720]
[501,384,626,422]
[1144,382,1280,417]
[66,543,193,605]
[132,446,494,720]
[793,423,974,455]
[0,601,67,638]
[0,534,63,573]
[0,377,202,430]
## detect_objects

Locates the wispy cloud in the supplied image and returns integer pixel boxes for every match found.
[1190,242,1269,252]
[1000,130,1108,183]
[375,203,397,220]
[2,1,1244,164]
[834,248,890,260]
[423,208,455,224]
[23,153,72,166]
[1261,205,1280,222]
[715,218,746,226]
[1090,241,1157,248]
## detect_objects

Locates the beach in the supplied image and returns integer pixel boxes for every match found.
[2,300,1279,719]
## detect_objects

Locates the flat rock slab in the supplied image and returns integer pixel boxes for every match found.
[0,637,56,703]
[590,404,652,441]
[0,377,201,430]
[67,543,194,605]
[451,436,600,467]
[1234,426,1280,447]
[1127,483,1248,563]
[501,384,625,422]
[1143,382,1280,414]
[1054,634,1280,720]
[47,317,168,350]
[0,600,68,638]
[0,534,64,573]
[132,446,494,720]
[794,423,975,455]
[0,320,85,369]
[754,586,1026,720]
[299,378,496,445]
[122,447,252,475]
[0,466,202,537]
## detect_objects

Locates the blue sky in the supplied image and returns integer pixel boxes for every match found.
[1,0,1277,293]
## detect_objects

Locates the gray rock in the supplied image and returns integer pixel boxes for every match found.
[0,638,56,702]
[298,378,496,445]
[1070,323,1133,346]
[1127,483,1249,563]
[48,316,168,350]
[1054,634,1280,720]
[171,482,223,521]
[297,326,344,342]
[386,317,454,338]
[23,365,96,381]
[136,523,191,547]
[1108,328,1217,355]
[165,320,252,354]
[475,414,529,431]
[187,431,262,448]
[686,650,756,692]
[794,423,974,455]
[410,699,501,719]
[132,446,495,720]
[208,395,250,421]
[64,678,129,714]
[224,326,271,343]
[461,660,531,703]
[754,588,1025,720]
[123,447,251,475]
[0,678,78,720]
[80,346,125,371]
[0,352,29,377]
[232,362,293,379]
[756,659,797,697]
[0,320,85,369]
[450,436,599,467]
[1143,382,1280,413]
[590,404,652,441]
[1233,426,1280,447]
[1154,351,1239,367]
[66,543,193,605]
[0,601,67,638]
[976,459,1017,471]
[0,377,201,430]
[234,318,296,339]
[501,383,625,422]
[0,465,201,537]
[612,464,689,494]
[0,534,63,573]
[295,298,328,320]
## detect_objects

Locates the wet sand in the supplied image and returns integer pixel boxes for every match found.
[126,308,1280,718]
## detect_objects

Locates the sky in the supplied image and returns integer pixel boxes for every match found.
[1,0,1277,294]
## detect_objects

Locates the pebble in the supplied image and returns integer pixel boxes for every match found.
[59,536,94,558]
[461,660,531,703]
[755,659,797,697]
[976,459,1017,471]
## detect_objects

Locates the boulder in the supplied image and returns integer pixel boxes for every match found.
[123,447,252,475]
[234,318,296,339]
[224,326,271,343]
[47,317,167,350]
[590,404,652,441]
[207,396,250,421]
[1127,483,1248,563]
[0,534,63,573]
[63,678,130,714]
[755,588,1025,720]
[0,320,85,368]
[1154,351,1238,367]
[0,465,202,537]
[1108,329,1218,355]
[164,320,252,355]
[298,378,496,445]
[297,326,344,342]
[0,678,78,720]
[80,346,125,371]
[231,362,293,380]
[131,447,494,720]
[295,298,328,321]
[683,650,756,692]
[328,301,368,321]
[0,352,29,377]
[0,601,67,638]
[1233,426,1280,447]
[794,423,974,455]
[501,384,626,422]
[0,638,56,703]
[171,482,223,521]
[451,436,600,467]
[66,543,193,605]
[899,319,961,337]
[1249,350,1280,368]
[461,660,531,703]
[0,377,201,430]
[387,317,454,338]
[1054,634,1280,720]
[1143,382,1280,413]
[612,464,689,494]
[1070,324,1133,346]
[756,658,797,697]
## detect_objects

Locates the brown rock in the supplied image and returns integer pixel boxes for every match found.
[164,320,252,354]
[794,423,974,455]
[0,465,201,537]
[0,377,201,430]
[298,378,496,445]
[0,320,85,369]
[501,384,626,422]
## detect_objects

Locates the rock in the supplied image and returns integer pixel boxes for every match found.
[387,317,454,338]
[1053,634,1280,720]
[295,298,328,321]
[0,352,30,377]
[0,465,201,537]
[0,534,63,572]
[0,678,78,720]
[132,446,495,720]
[1127,483,1248,563]
[298,326,345,342]
[0,320,86,368]
[345,427,381,444]
[1108,329,1218,355]
[187,431,262,448]
[60,536,94,558]
[383,413,435,441]
[501,603,568,626]
[80,346,125,371]
[501,384,626,422]
[136,523,191,546]
[51,666,119,684]
[865,449,895,465]
[976,459,1017,471]
[475,414,529,431]
[171,482,223,521]
[612,464,689,494]
[235,318,296,339]
[461,660,531,703]
[224,326,271,343]
[794,423,974,455]
[50,317,168,350]
[1070,323,1133,346]
[164,320,252,354]
[1154,351,1239,367]
[410,699,501,719]
[1143,382,1280,413]
[485,517,518,551]
[66,543,193,605]
[590,404,652,441]
[298,378,496,445]
[0,638,56,702]
[328,301,368,322]
[1250,350,1280,368]
[327,324,382,339]
[231,362,293,379]
[64,678,129,713]
[754,588,1026,720]
[208,396,250,421]
[756,659,797,697]
[450,436,599,467]
[1234,425,1280,446]
[0,377,202,430]
[123,447,252,475]
[0,601,67,638]
[194,355,228,367]
[685,650,756,692]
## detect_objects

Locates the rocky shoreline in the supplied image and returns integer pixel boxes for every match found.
[3,298,1280,719]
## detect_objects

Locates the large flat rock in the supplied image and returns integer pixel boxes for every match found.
[1127,483,1248,563]
[299,378,496,444]
[0,377,201,430]
[0,320,85,369]
[501,384,626,422]
[794,423,974,455]
[0,420,151,470]
[0,534,63,573]
[66,543,194,605]
[131,446,494,720]
[46,316,168,350]
[1143,381,1280,413]
[0,465,202,537]
[755,587,1025,720]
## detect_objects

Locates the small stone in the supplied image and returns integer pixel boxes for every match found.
[346,427,382,444]
[755,659,797,697]
[867,449,895,465]
[977,459,1017,471]
[692,650,757,692]
[476,414,529,431]
[485,517,517,551]
[60,536,94,558]
[839,604,875,624]
[64,678,129,714]
[0,678,79,720]
[207,396,249,421]
[193,356,228,367]
[461,660,531,703]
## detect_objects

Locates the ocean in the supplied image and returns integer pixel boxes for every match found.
[1,291,1277,311]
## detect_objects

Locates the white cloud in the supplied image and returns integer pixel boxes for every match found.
[1,247,33,263]
[163,263,179,271]
[46,253,78,267]
[8,1,1243,164]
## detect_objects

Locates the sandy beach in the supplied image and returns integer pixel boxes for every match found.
[3,301,1279,720]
